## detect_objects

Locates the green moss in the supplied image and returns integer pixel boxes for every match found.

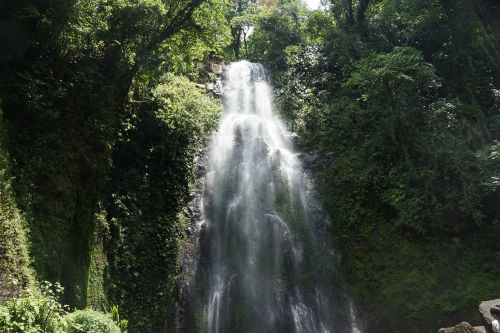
[86,212,109,310]
[0,106,34,302]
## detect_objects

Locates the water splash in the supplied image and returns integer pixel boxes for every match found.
[198,61,359,333]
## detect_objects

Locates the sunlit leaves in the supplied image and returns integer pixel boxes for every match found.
[153,74,221,136]
[346,47,438,101]
[159,0,231,74]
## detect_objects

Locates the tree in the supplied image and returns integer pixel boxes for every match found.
[0,0,229,310]
[330,0,374,30]
[225,0,257,59]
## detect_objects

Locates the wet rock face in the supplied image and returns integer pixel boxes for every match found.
[0,273,20,304]
[206,79,223,97]
[205,61,225,97]
[299,151,335,169]
[437,322,483,333]
[167,148,209,333]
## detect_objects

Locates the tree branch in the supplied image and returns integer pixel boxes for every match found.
[135,0,207,66]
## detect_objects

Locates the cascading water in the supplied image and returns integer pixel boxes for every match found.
[185,61,359,333]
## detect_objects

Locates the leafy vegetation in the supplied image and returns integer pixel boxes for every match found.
[0,282,67,333]
[0,0,227,331]
[0,0,498,331]
[103,74,221,331]
[242,0,499,331]
[66,309,122,333]
[0,282,126,333]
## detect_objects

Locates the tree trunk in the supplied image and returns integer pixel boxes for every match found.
[356,0,371,28]
[344,0,354,26]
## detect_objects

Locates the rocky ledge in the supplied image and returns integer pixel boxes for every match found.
[437,322,485,333]
[299,151,335,169]
[438,299,500,333]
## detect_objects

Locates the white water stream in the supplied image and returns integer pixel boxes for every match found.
[198,61,360,333]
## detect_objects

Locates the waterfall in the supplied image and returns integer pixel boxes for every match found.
[188,61,359,333]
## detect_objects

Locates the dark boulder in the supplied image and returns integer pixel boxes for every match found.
[299,151,335,169]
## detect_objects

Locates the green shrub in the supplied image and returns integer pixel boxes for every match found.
[65,309,120,333]
[0,281,125,333]
[0,282,67,333]
[110,306,128,333]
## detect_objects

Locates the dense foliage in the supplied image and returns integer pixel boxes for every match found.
[65,309,123,333]
[0,0,227,331]
[0,282,68,333]
[0,282,126,333]
[243,0,500,331]
[0,0,498,331]
[103,74,220,331]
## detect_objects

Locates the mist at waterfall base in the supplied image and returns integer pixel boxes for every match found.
[184,61,360,333]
